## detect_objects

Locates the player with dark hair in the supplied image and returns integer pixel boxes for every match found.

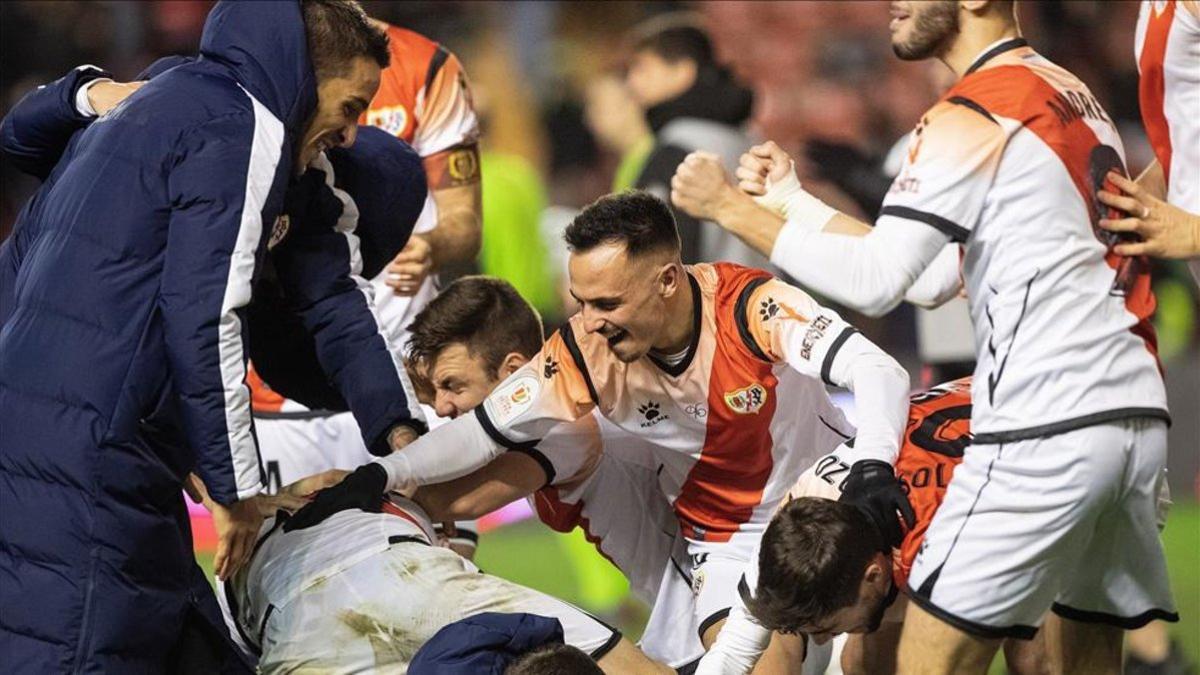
[286,190,913,672]
[506,643,607,675]
[672,2,1174,672]
[698,379,1049,675]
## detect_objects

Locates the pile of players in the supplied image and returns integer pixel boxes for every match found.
[2,0,1196,673]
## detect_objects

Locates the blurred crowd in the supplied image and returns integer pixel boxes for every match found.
[3,0,1197,482]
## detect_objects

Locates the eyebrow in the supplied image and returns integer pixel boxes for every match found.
[569,289,621,306]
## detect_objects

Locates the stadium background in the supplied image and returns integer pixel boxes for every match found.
[2,0,1196,666]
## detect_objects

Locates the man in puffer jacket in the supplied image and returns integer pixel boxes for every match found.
[0,1,406,671]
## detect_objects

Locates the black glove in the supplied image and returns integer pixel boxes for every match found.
[839,459,915,549]
[282,463,388,532]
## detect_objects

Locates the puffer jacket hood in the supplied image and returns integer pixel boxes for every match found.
[199,0,317,134]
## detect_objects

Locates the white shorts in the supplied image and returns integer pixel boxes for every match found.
[534,449,704,667]
[907,418,1177,639]
[257,541,618,673]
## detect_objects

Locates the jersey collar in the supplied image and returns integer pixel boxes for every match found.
[965,37,1029,76]
[648,272,702,378]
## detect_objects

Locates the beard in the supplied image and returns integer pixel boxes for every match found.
[892,2,959,61]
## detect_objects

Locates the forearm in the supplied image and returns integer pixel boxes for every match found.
[413,452,545,521]
[903,244,962,308]
[374,409,504,494]
[770,215,949,317]
[425,184,482,267]
[695,574,771,674]
[829,337,910,465]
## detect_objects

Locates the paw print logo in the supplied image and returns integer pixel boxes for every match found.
[638,401,662,421]
[543,356,559,379]
[759,297,780,321]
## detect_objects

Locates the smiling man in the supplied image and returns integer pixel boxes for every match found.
[285,190,913,672]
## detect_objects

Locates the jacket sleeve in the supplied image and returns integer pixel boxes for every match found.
[271,155,427,455]
[0,65,111,181]
[161,112,281,505]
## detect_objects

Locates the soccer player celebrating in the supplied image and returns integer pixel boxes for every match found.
[696,379,1047,675]
[286,190,913,669]
[671,2,1174,674]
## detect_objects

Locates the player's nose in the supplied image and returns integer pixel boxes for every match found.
[434,393,457,419]
[339,123,357,148]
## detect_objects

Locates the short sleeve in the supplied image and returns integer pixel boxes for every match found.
[477,324,598,447]
[743,278,861,384]
[412,51,480,156]
[879,100,1007,243]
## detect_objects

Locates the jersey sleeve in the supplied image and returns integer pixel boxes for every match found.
[878,100,1007,243]
[411,50,480,157]
[744,278,910,465]
[538,414,604,488]
[477,324,598,447]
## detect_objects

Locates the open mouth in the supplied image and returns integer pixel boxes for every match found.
[604,329,627,347]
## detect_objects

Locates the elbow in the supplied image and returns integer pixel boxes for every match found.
[854,290,904,318]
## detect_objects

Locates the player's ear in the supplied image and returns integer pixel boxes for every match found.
[864,552,890,586]
[657,261,681,299]
[498,352,527,379]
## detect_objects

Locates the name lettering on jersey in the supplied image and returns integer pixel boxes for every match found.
[889,173,921,195]
[543,356,559,379]
[268,214,290,249]
[638,401,669,428]
[365,105,409,137]
[724,383,768,415]
[1047,89,1111,127]
[486,374,540,425]
[800,315,834,360]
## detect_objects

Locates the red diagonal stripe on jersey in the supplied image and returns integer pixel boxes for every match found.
[1139,1,1177,185]
[674,266,777,543]
[952,64,1161,369]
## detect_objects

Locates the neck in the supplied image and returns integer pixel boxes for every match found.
[653,269,695,354]
[940,18,1020,78]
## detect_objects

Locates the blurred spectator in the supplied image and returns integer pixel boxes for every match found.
[584,70,652,192]
[625,13,767,268]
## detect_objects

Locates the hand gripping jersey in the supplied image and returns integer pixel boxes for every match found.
[880,38,1169,443]
[479,262,864,543]
[1136,0,1200,282]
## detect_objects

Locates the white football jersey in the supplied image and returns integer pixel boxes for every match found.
[880,39,1169,443]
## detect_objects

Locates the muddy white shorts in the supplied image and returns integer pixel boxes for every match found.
[906,418,1177,639]
[256,541,619,673]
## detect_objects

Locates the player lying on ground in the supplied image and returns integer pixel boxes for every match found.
[285,190,915,673]
[695,379,1046,675]
[211,471,669,674]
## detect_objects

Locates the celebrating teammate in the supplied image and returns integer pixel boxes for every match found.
[696,379,1049,675]
[672,2,1174,673]
[286,190,913,671]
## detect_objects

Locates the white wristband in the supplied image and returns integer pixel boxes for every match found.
[753,161,804,217]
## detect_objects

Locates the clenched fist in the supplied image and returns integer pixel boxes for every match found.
[670,151,738,221]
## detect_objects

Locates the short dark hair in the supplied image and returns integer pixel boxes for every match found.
[406,276,544,376]
[746,498,880,634]
[564,191,681,257]
[504,643,604,675]
[629,13,715,67]
[301,0,390,80]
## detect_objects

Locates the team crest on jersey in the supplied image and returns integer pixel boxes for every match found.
[365,105,409,138]
[724,383,768,415]
[268,214,290,250]
[485,374,539,425]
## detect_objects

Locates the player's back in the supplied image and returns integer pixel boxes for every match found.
[910,40,1168,442]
